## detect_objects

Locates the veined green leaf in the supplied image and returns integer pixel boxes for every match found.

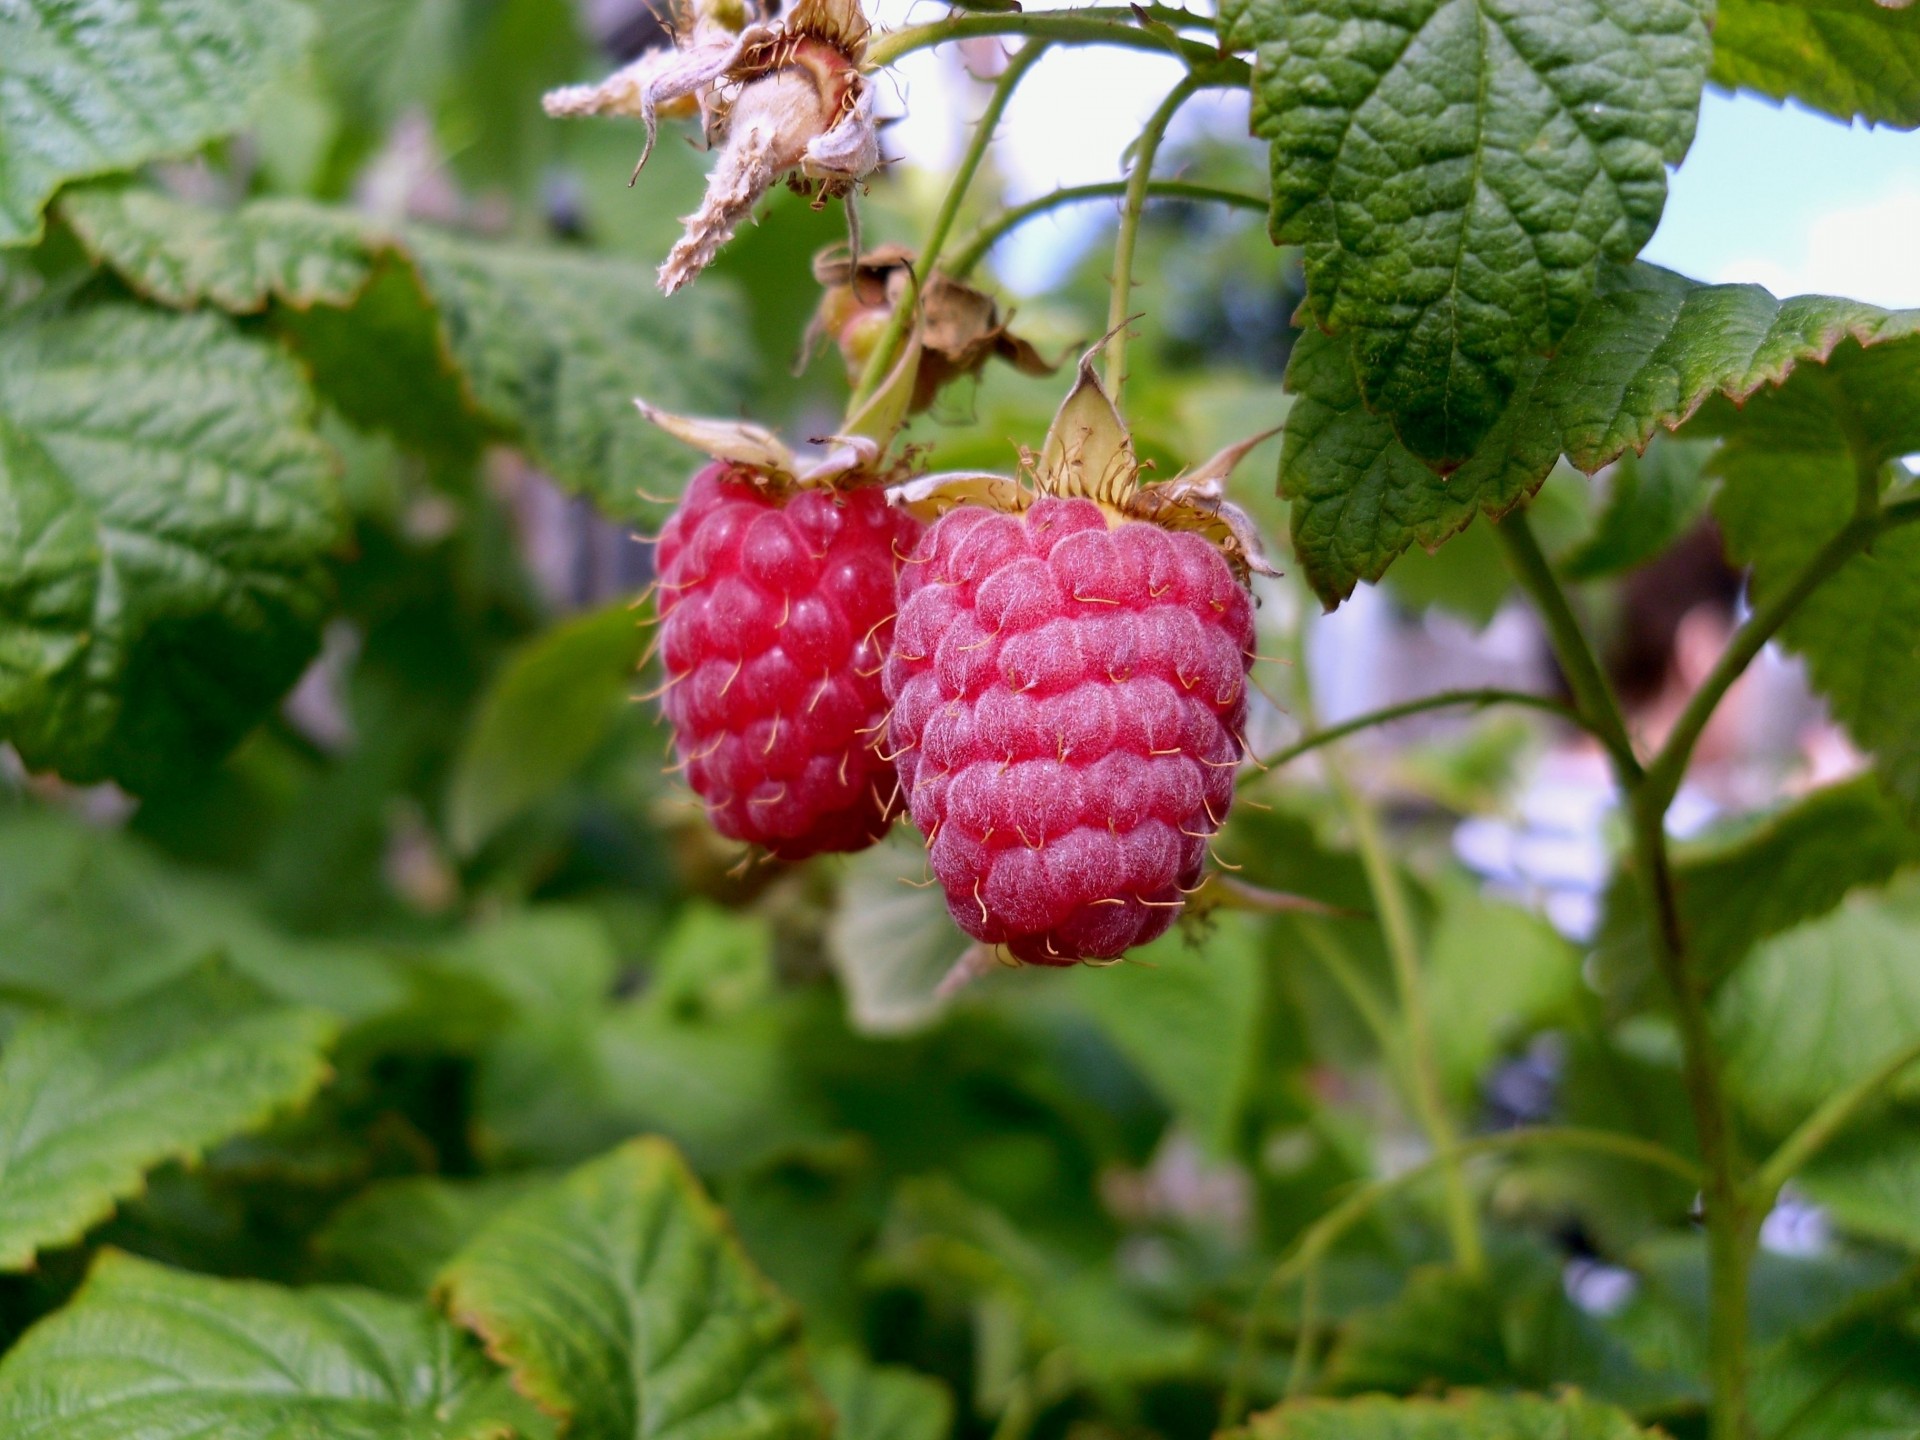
[0,1250,533,1439]
[436,1136,829,1440]
[0,963,336,1270]
[60,183,755,519]
[1234,1389,1660,1439]
[314,1173,553,1297]
[1249,0,1710,466]
[1715,887,1920,1133]
[1279,263,1920,605]
[0,303,342,791]
[0,0,311,247]
[1713,0,1920,128]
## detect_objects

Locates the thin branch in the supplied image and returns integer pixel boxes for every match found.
[1239,686,1596,786]
[1753,1034,1920,1206]
[866,8,1237,72]
[948,180,1267,279]
[847,41,1048,410]
[1106,73,1205,394]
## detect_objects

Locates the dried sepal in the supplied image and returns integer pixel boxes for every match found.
[808,245,1057,413]
[635,399,901,491]
[886,470,1029,522]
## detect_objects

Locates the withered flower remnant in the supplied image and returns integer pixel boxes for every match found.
[807,245,1057,413]
[543,0,878,295]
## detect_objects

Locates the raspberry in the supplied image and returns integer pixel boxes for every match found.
[655,462,920,860]
[884,496,1255,964]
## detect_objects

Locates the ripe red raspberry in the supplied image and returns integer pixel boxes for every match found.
[884,496,1255,964]
[654,462,920,860]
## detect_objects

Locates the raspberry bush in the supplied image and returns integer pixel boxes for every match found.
[2,4,1920,1440]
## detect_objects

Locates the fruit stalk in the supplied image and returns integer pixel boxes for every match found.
[1104,72,1203,396]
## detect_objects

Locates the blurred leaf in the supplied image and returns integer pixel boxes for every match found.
[0,0,311,246]
[313,1173,551,1296]
[1424,876,1580,1107]
[723,1143,886,1349]
[814,1349,953,1440]
[447,602,646,854]
[1236,1390,1660,1439]
[437,1136,829,1440]
[1749,1296,1920,1439]
[1379,520,1514,629]
[1798,1114,1920,1253]
[60,184,756,518]
[0,303,342,791]
[1715,887,1920,1133]
[1705,335,1920,822]
[1323,1249,1688,1410]
[1248,0,1709,466]
[1598,777,1920,1000]
[649,903,775,1019]
[0,963,336,1270]
[1559,435,1716,581]
[826,833,973,1037]
[0,1250,533,1437]
[1712,0,1920,128]
[1066,913,1264,1154]
[1279,264,1919,606]
[442,906,618,1016]
[0,805,407,1017]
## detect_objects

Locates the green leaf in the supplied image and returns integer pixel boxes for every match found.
[1712,0,1920,128]
[1425,876,1580,1106]
[60,183,378,309]
[1248,0,1710,466]
[1598,777,1920,999]
[314,1174,553,1297]
[0,963,336,1270]
[0,303,342,790]
[0,1250,532,1438]
[1705,339,1920,821]
[1279,262,1920,605]
[59,184,756,519]
[0,804,408,1016]
[825,832,974,1037]
[1235,1389,1659,1439]
[813,1350,953,1440]
[1066,913,1264,1153]
[1715,887,1920,1133]
[436,1136,829,1440]
[0,0,312,247]
[1558,434,1715,580]
[448,603,646,854]
[1798,1114,1920,1252]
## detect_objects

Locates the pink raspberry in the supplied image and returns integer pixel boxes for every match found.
[655,462,921,860]
[884,496,1255,964]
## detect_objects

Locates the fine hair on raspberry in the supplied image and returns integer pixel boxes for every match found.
[653,461,921,860]
[884,495,1255,964]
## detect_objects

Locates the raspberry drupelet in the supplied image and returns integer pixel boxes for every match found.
[655,461,921,860]
[882,359,1270,964]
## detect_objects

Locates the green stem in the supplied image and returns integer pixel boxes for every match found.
[1330,754,1486,1279]
[865,7,1233,70]
[1497,503,1751,1440]
[1491,511,1641,777]
[1104,74,1205,395]
[947,179,1267,279]
[1753,1033,1920,1206]
[1240,686,1599,786]
[847,41,1047,412]
[1295,917,1399,1064]
[1643,464,1920,813]
[1221,1125,1700,1424]
[1285,595,1483,1278]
